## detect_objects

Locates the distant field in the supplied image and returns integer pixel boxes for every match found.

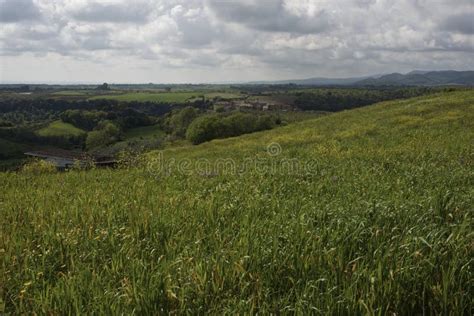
[89,91,245,103]
[204,92,242,99]
[51,91,91,96]
[123,124,164,141]
[249,94,296,105]
[36,120,86,137]
[89,92,201,103]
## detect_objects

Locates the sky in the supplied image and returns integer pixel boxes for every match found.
[0,0,473,84]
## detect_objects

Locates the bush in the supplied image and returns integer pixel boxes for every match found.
[86,121,122,150]
[167,106,199,137]
[21,159,56,174]
[186,112,276,144]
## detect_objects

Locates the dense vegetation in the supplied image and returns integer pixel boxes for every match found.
[291,87,444,111]
[0,86,465,169]
[1,91,472,314]
[186,112,277,144]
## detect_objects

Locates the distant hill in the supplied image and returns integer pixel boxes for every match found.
[249,76,372,86]
[248,70,474,86]
[355,70,474,86]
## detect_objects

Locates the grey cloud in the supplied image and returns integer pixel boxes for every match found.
[0,0,473,81]
[440,13,474,34]
[0,0,41,23]
[70,1,152,23]
[207,0,332,34]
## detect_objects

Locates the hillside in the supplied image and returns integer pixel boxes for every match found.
[1,91,473,314]
[356,70,474,86]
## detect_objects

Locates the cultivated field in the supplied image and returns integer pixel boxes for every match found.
[89,91,244,103]
[1,91,473,314]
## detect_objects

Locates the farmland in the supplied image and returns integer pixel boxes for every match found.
[1,90,473,314]
[89,91,204,103]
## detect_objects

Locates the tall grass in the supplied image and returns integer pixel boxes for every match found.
[1,91,473,314]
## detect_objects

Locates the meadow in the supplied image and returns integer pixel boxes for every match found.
[1,91,473,314]
[36,120,86,137]
[88,90,244,103]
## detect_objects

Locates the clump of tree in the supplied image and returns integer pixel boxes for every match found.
[96,83,110,91]
[165,106,199,137]
[60,110,111,131]
[86,121,122,150]
[186,112,277,144]
[293,87,436,111]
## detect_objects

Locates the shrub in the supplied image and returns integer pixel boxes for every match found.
[167,106,199,137]
[86,121,122,150]
[186,112,276,144]
[21,159,56,174]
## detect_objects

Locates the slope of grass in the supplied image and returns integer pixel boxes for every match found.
[36,120,86,137]
[1,91,473,314]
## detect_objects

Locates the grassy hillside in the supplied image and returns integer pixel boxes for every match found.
[36,120,86,137]
[1,91,473,314]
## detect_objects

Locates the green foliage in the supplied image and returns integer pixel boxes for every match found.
[86,121,122,150]
[20,159,57,174]
[292,87,439,111]
[123,124,164,141]
[186,112,277,144]
[60,109,110,131]
[167,106,199,137]
[1,91,473,314]
[0,137,26,159]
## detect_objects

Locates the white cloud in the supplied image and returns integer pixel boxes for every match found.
[0,0,473,83]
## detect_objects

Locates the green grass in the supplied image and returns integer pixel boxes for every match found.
[90,91,245,103]
[1,91,473,314]
[204,92,242,100]
[89,92,201,103]
[51,91,91,96]
[36,120,86,137]
[123,124,164,141]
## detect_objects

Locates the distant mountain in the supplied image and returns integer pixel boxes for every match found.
[247,70,474,86]
[355,70,474,86]
[248,75,374,86]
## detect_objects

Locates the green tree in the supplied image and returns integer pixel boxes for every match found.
[168,106,199,137]
[86,121,122,150]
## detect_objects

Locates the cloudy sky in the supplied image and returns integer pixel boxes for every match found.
[0,0,473,83]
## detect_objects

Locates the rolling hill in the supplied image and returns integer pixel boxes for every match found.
[250,70,474,86]
[1,90,473,314]
[355,70,474,86]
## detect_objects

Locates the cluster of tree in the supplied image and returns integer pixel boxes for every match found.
[292,87,437,111]
[0,126,86,149]
[0,98,119,114]
[186,112,277,144]
[85,121,122,150]
[163,106,200,137]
